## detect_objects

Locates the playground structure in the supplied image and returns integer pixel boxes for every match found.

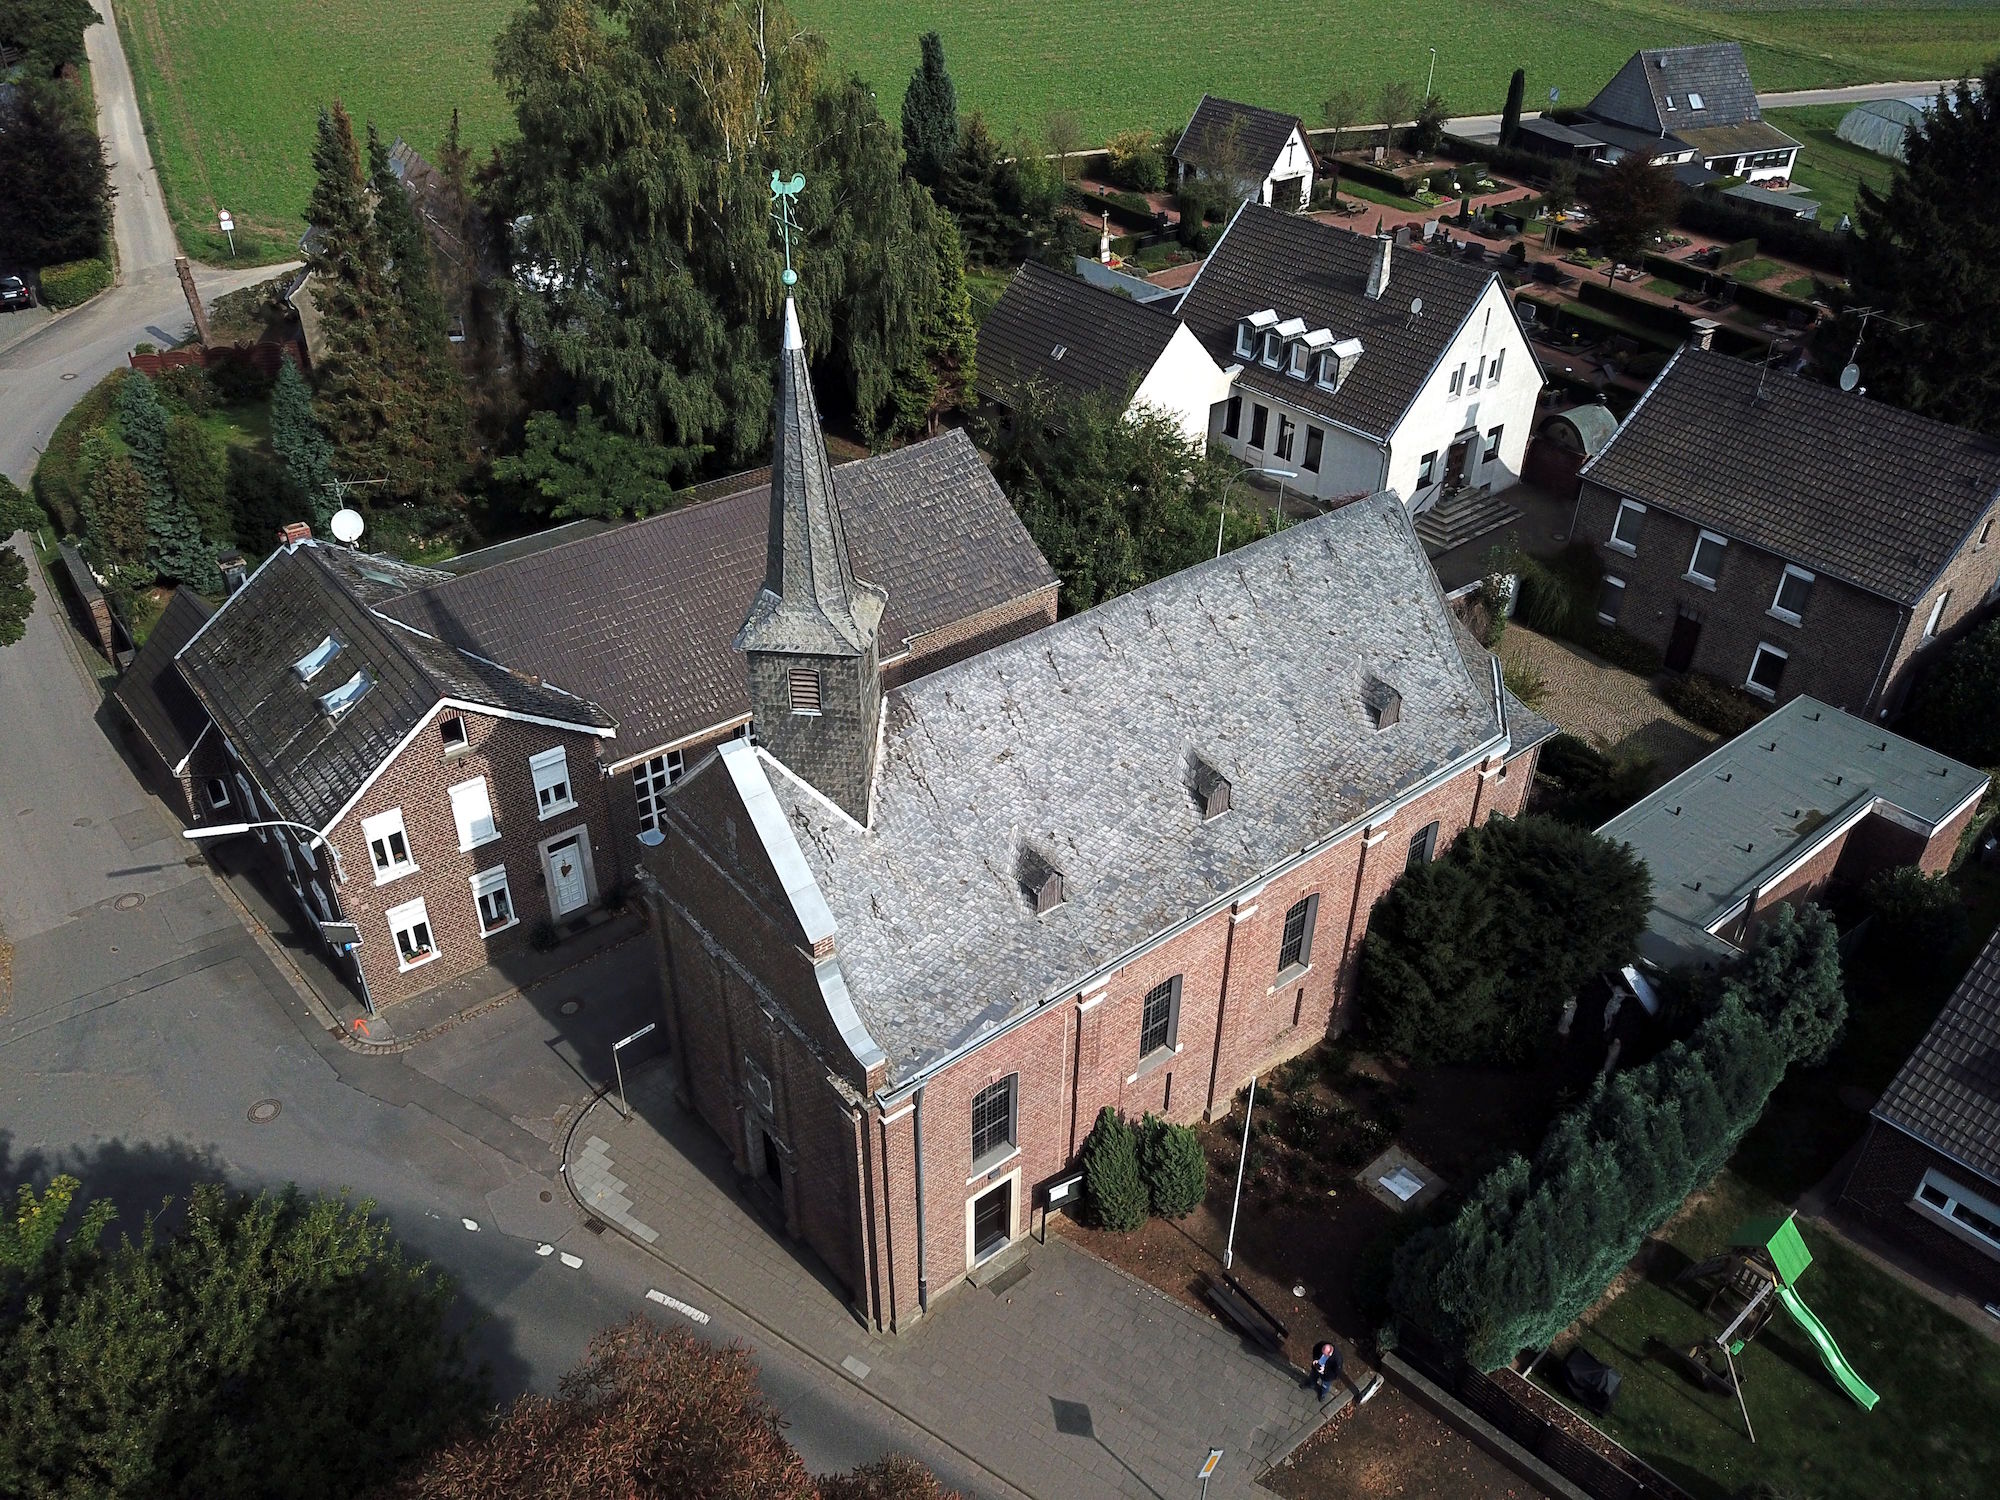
[1673,1212,1879,1440]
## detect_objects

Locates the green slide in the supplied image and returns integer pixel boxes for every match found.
[1776,1284,1881,1411]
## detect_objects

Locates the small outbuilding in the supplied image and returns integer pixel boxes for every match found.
[1174,95,1314,212]
[1835,98,1928,162]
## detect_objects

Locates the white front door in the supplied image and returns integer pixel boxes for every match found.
[544,832,590,916]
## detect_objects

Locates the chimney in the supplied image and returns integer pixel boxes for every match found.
[1688,318,1719,351]
[218,551,248,594]
[1365,233,1392,300]
[276,522,313,548]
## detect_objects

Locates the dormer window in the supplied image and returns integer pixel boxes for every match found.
[1192,757,1232,820]
[294,635,343,682]
[318,670,372,718]
[1318,337,1364,392]
[1236,309,1278,361]
[1260,331,1283,369]
[1287,342,1309,379]
[1020,847,1066,914]
[1363,676,1402,730]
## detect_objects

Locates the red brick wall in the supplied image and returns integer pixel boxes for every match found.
[322,709,616,1007]
[1876,508,2000,713]
[1839,1121,2000,1303]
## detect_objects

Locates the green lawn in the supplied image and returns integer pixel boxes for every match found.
[1765,102,1905,225]
[1724,256,1788,284]
[115,0,1999,265]
[1538,1172,2000,1500]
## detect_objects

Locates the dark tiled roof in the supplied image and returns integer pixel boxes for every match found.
[380,430,1057,761]
[975,263,1180,413]
[112,587,214,774]
[1177,204,1498,438]
[1175,95,1305,179]
[177,544,612,830]
[748,492,1516,1074]
[1588,44,1763,134]
[439,520,614,574]
[1517,116,1608,150]
[1582,346,2000,605]
[1876,927,2000,1186]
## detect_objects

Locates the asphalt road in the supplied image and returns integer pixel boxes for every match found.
[0,0,286,487]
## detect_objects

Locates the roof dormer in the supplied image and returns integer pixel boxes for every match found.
[1317,337,1364,392]
[1292,327,1334,381]
[1019,844,1067,915]
[1235,308,1278,361]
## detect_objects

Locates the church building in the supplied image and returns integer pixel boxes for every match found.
[638,292,1555,1332]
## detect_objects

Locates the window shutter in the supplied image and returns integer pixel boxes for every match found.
[449,778,497,849]
[1299,894,1320,969]
[1167,975,1183,1050]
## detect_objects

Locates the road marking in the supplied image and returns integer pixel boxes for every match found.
[536,1243,555,1257]
[559,1251,584,1269]
[646,1289,712,1325]
[461,1218,479,1231]
[842,1355,872,1380]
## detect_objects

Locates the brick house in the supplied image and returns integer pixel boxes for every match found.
[1598,695,1986,971]
[1574,346,2000,717]
[111,586,220,820]
[1174,205,1543,522]
[1841,928,2000,1302]
[637,295,1554,1332]
[174,535,621,1008]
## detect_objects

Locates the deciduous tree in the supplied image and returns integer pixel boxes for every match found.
[1319,87,1365,192]
[0,0,97,77]
[900,31,958,188]
[0,547,33,648]
[1903,615,2000,764]
[1044,109,1084,185]
[1589,153,1681,261]
[1374,80,1416,153]
[1411,92,1450,157]
[1847,62,2000,437]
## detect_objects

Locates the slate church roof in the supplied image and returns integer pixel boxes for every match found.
[1176,204,1516,439]
[1174,95,1307,180]
[112,586,215,775]
[1876,927,2000,1187]
[380,429,1055,763]
[975,263,1183,415]
[1582,346,2000,606]
[730,491,1539,1076]
[177,542,614,831]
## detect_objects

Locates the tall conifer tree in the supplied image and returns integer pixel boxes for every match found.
[900,32,959,188]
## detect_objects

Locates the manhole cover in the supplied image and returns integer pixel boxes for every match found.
[247,1099,282,1124]
[559,999,580,1016]
[539,1190,553,1203]
[113,892,145,911]
[61,371,78,381]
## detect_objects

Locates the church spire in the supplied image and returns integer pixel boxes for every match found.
[735,173,887,826]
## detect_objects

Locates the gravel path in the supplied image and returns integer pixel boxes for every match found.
[1500,626,1718,776]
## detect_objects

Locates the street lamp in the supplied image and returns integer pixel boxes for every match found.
[1426,47,1438,101]
[184,820,346,884]
[611,1022,657,1117]
[1218,466,1298,558]
[1223,1074,1259,1270]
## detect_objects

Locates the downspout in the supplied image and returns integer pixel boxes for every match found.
[912,1084,930,1315]
[1862,606,1911,720]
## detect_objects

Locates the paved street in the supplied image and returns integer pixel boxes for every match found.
[0,0,286,487]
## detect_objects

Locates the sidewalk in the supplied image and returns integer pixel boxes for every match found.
[565,1064,1336,1499]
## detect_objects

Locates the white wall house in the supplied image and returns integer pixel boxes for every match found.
[1132,323,1238,444]
[1174,96,1315,213]
[1176,205,1542,511]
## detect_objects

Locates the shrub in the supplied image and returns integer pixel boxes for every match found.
[1660,670,1767,737]
[1513,543,1598,634]
[1081,1106,1148,1231]
[1864,866,1968,976]
[528,917,560,953]
[36,256,112,308]
[1359,815,1651,1065]
[0,475,49,540]
[1533,733,1657,827]
[1104,128,1166,192]
[1138,1113,1207,1218]
[157,363,218,416]
[1717,236,1759,266]
[1390,905,1843,1368]
[1902,617,2000,765]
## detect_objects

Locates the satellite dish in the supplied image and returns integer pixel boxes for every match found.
[1838,362,1861,392]
[329,508,365,544]
[1409,296,1424,318]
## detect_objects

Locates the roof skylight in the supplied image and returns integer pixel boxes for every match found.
[318,669,373,718]
[294,635,344,682]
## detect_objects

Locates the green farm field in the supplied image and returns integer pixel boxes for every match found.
[117,0,1999,264]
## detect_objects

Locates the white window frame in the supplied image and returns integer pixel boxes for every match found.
[1598,574,1627,626]
[1417,450,1440,487]
[1609,499,1645,556]
[361,807,417,884]
[1483,424,1503,461]
[1235,322,1256,359]
[293,634,343,682]
[1688,91,1705,110]
[1488,349,1505,383]
[1260,331,1283,370]
[529,746,576,819]
[1745,641,1789,700]
[1447,362,1466,399]
[1275,415,1296,462]
[205,777,231,811]
[1686,529,1729,588]
[470,864,518,937]
[1915,1168,2000,1258]
[1287,342,1309,380]
[386,896,438,972]
[634,751,686,834]
[1768,564,1815,626]
[448,776,500,852]
[1923,590,1951,640]
[439,715,469,754]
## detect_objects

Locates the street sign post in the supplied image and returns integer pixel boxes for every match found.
[1198,1448,1224,1498]
[612,1022,658,1116]
[217,209,236,258]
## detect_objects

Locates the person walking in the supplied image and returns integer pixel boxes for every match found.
[1311,1340,1343,1401]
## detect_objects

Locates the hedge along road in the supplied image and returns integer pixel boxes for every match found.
[0,0,284,488]
[114,0,2000,266]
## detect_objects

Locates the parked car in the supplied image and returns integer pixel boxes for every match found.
[0,277,34,312]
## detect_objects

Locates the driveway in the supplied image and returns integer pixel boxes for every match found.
[0,0,288,486]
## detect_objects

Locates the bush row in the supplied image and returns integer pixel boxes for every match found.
[37,257,112,308]
[1659,671,1768,738]
[1389,905,1845,1369]
[1081,1106,1206,1230]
